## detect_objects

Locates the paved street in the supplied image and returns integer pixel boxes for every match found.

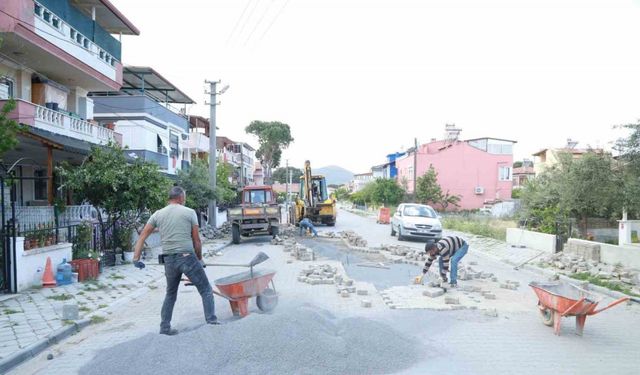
[11,209,640,375]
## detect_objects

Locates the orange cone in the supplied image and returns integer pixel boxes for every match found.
[42,257,56,288]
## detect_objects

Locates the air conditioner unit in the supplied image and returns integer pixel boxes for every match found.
[474,186,484,195]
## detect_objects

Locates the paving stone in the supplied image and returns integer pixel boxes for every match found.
[445,296,460,305]
[341,291,350,298]
[422,288,445,298]
[356,289,368,296]
[483,293,496,300]
[361,300,372,308]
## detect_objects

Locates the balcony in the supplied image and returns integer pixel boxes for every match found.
[184,131,210,154]
[2,99,118,145]
[32,1,118,82]
[126,150,169,170]
[92,95,189,132]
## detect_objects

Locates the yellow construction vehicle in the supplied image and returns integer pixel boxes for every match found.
[289,160,337,226]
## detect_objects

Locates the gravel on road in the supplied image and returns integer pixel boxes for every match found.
[80,304,423,375]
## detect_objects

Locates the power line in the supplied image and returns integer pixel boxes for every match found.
[258,0,291,43]
[244,0,276,47]
[225,0,254,46]
[234,0,261,47]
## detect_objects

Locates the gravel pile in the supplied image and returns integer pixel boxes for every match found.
[80,305,422,375]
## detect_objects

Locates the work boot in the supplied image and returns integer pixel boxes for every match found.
[207,320,222,325]
[159,328,179,336]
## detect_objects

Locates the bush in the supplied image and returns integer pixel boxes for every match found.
[441,216,516,241]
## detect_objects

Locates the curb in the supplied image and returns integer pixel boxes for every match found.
[0,320,85,374]
[0,250,187,374]
[522,263,636,302]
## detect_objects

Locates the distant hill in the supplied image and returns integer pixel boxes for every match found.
[314,165,354,186]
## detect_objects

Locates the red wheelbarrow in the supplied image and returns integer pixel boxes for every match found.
[207,252,279,318]
[529,282,629,336]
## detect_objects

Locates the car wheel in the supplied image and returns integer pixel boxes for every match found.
[390,224,396,237]
[398,227,405,241]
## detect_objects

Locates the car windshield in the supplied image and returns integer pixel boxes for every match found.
[403,206,436,218]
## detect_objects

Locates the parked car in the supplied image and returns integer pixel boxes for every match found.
[390,203,442,242]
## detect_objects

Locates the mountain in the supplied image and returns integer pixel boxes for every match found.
[314,165,354,186]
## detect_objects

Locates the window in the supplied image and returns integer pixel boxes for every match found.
[0,77,15,99]
[34,170,48,201]
[170,134,179,158]
[499,166,512,181]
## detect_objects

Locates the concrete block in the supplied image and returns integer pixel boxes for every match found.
[484,308,499,317]
[483,293,496,300]
[356,289,368,296]
[62,304,79,320]
[361,300,372,308]
[422,288,445,298]
[445,296,460,305]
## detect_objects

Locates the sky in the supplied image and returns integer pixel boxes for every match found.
[110,0,640,173]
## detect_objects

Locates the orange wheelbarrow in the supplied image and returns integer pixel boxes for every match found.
[529,282,629,336]
[206,252,278,318]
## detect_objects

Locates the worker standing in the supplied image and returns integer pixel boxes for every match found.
[414,235,469,287]
[133,186,220,335]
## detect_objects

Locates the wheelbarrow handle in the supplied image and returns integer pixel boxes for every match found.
[589,297,630,315]
[561,297,586,317]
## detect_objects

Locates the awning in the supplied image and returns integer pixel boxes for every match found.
[120,67,196,104]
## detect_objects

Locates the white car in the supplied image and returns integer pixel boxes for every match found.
[390,203,442,242]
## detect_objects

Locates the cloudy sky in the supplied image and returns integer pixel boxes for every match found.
[111,0,640,173]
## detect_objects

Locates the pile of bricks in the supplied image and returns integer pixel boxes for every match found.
[298,264,338,285]
[339,230,368,248]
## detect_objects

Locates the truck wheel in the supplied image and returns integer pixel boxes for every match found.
[232,225,241,244]
[326,220,335,227]
[271,226,279,238]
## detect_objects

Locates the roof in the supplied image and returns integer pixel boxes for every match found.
[354,172,373,176]
[120,67,196,104]
[216,136,236,149]
[513,166,535,175]
[72,0,140,35]
[243,185,272,190]
[465,137,518,144]
[533,147,605,157]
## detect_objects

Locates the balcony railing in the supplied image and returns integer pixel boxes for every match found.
[34,1,119,65]
[34,103,115,143]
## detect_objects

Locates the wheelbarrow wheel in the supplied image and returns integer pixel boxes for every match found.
[540,307,554,327]
[257,288,278,312]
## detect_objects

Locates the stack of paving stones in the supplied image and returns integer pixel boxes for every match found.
[199,222,231,240]
[297,264,338,285]
[499,280,520,290]
[537,251,640,293]
[339,230,368,248]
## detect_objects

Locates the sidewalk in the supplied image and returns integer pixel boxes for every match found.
[0,239,229,372]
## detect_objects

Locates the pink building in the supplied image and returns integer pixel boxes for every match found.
[396,137,515,210]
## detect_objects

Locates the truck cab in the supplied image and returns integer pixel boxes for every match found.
[227,186,281,244]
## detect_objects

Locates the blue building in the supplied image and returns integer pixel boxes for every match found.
[386,152,406,179]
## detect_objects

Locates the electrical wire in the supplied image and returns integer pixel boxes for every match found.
[258,0,291,43]
[244,0,276,47]
[233,0,261,47]
[226,0,254,46]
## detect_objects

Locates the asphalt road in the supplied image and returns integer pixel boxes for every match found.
[12,209,640,375]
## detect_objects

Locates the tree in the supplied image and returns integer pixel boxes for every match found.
[245,121,294,184]
[369,178,405,207]
[216,162,238,206]
[176,158,216,212]
[614,122,640,218]
[58,143,171,248]
[0,99,24,161]
[334,187,350,201]
[440,190,461,211]
[271,166,303,184]
[415,166,443,206]
[513,161,523,168]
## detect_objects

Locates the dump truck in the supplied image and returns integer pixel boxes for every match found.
[228,185,281,244]
[289,160,337,226]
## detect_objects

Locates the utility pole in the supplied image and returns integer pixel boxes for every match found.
[205,80,229,228]
[413,137,418,201]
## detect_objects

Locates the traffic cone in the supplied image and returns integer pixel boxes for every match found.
[42,257,56,288]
